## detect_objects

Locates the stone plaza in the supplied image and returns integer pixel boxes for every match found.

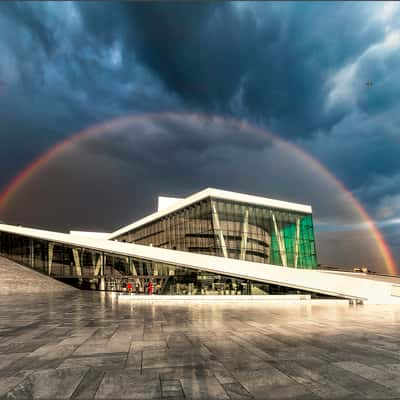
[2,287,400,399]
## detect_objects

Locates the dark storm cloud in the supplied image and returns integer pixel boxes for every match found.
[1,1,400,268]
[0,2,179,188]
[83,114,272,166]
[0,3,395,150]
[123,3,262,110]
[1,3,397,184]
[121,2,387,135]
[305,108,400,191]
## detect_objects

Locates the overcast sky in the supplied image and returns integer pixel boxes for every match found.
[0,2,399,272]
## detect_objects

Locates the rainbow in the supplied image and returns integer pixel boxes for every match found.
[0,112,397,275]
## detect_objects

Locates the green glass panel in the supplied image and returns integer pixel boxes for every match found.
[297,215,317,269]
[282,224,295,267]
[270,231,282,266]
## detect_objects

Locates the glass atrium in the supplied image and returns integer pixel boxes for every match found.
[116,197,317,269]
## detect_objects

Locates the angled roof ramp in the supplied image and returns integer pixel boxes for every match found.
[1,223,399,304]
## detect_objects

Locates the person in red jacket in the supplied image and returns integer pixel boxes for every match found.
[148,281,153,295]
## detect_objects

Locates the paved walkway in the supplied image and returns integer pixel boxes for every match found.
[1,291,400,399]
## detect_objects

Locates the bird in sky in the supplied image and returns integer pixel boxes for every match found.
[366,80,374,87]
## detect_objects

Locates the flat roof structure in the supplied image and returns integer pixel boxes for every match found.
[108,188,312,240]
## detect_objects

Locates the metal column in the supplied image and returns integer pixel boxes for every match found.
[211,201,228,258]
[48,243,54,275]
[294,217,300,268]
[72,248,82,279]
[240,209,249,260]
[29,239,34,268]
[272,213,287,267]
[94,254,104,277]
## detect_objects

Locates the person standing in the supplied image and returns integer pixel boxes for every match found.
[127,282,133,294]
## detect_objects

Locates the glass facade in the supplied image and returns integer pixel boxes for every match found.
[116,197,317,269]
[0,231,316,295]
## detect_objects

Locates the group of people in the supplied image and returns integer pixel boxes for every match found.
[124,279,247,295]
[126,280,153,295]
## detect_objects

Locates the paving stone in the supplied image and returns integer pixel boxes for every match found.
[222,382,254,399]
[161,379,184,399]
[3,367,87,399]
[0,340,54,355]
[142,349,206,369]
[0,371,32,398]
[232,366,319,399]
[180,375,230,399]
[70,368,104,400]
[298,359,398,399]
[125,351,142,369]
[161,379,181,392]
[271,360,355,399]
[130,340,167,352]
[0,354,28,371]
[95,369,161,399]
[157,366,213,380]
[334,361,400,392]
[59,353,127,370]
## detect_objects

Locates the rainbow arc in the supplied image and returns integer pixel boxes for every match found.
[0,112,396,275]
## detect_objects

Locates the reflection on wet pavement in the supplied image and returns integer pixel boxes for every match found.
[1,291,400,399]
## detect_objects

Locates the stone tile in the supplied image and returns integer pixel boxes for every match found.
[125,351,142,369]
[161,393,184,400]
[222,382,254,399]
[95,369,161,399]
[28,343,77,360]
[0,371,32,397]
[71,368,104,400]
[271,360,355,399]
[0,354,28,371]
[142,349,205,369]
[0,340,52,355]
[161,380,181,392]
[233,366,318,399]
[204,359,237,384]
[3,367,87,399]
[158,366,213,381]
[2,356,64,376]
[130,340,167,352]
[180,375,230,400]
[373,363,400,376]
[298,359,398,399]
[334,361,400,392]
[59,353,127,370]
[161,379,184,398]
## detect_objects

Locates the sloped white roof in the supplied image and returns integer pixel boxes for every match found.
[69,231,110,239]
[108,188,312,240]
[1,223,398,304]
